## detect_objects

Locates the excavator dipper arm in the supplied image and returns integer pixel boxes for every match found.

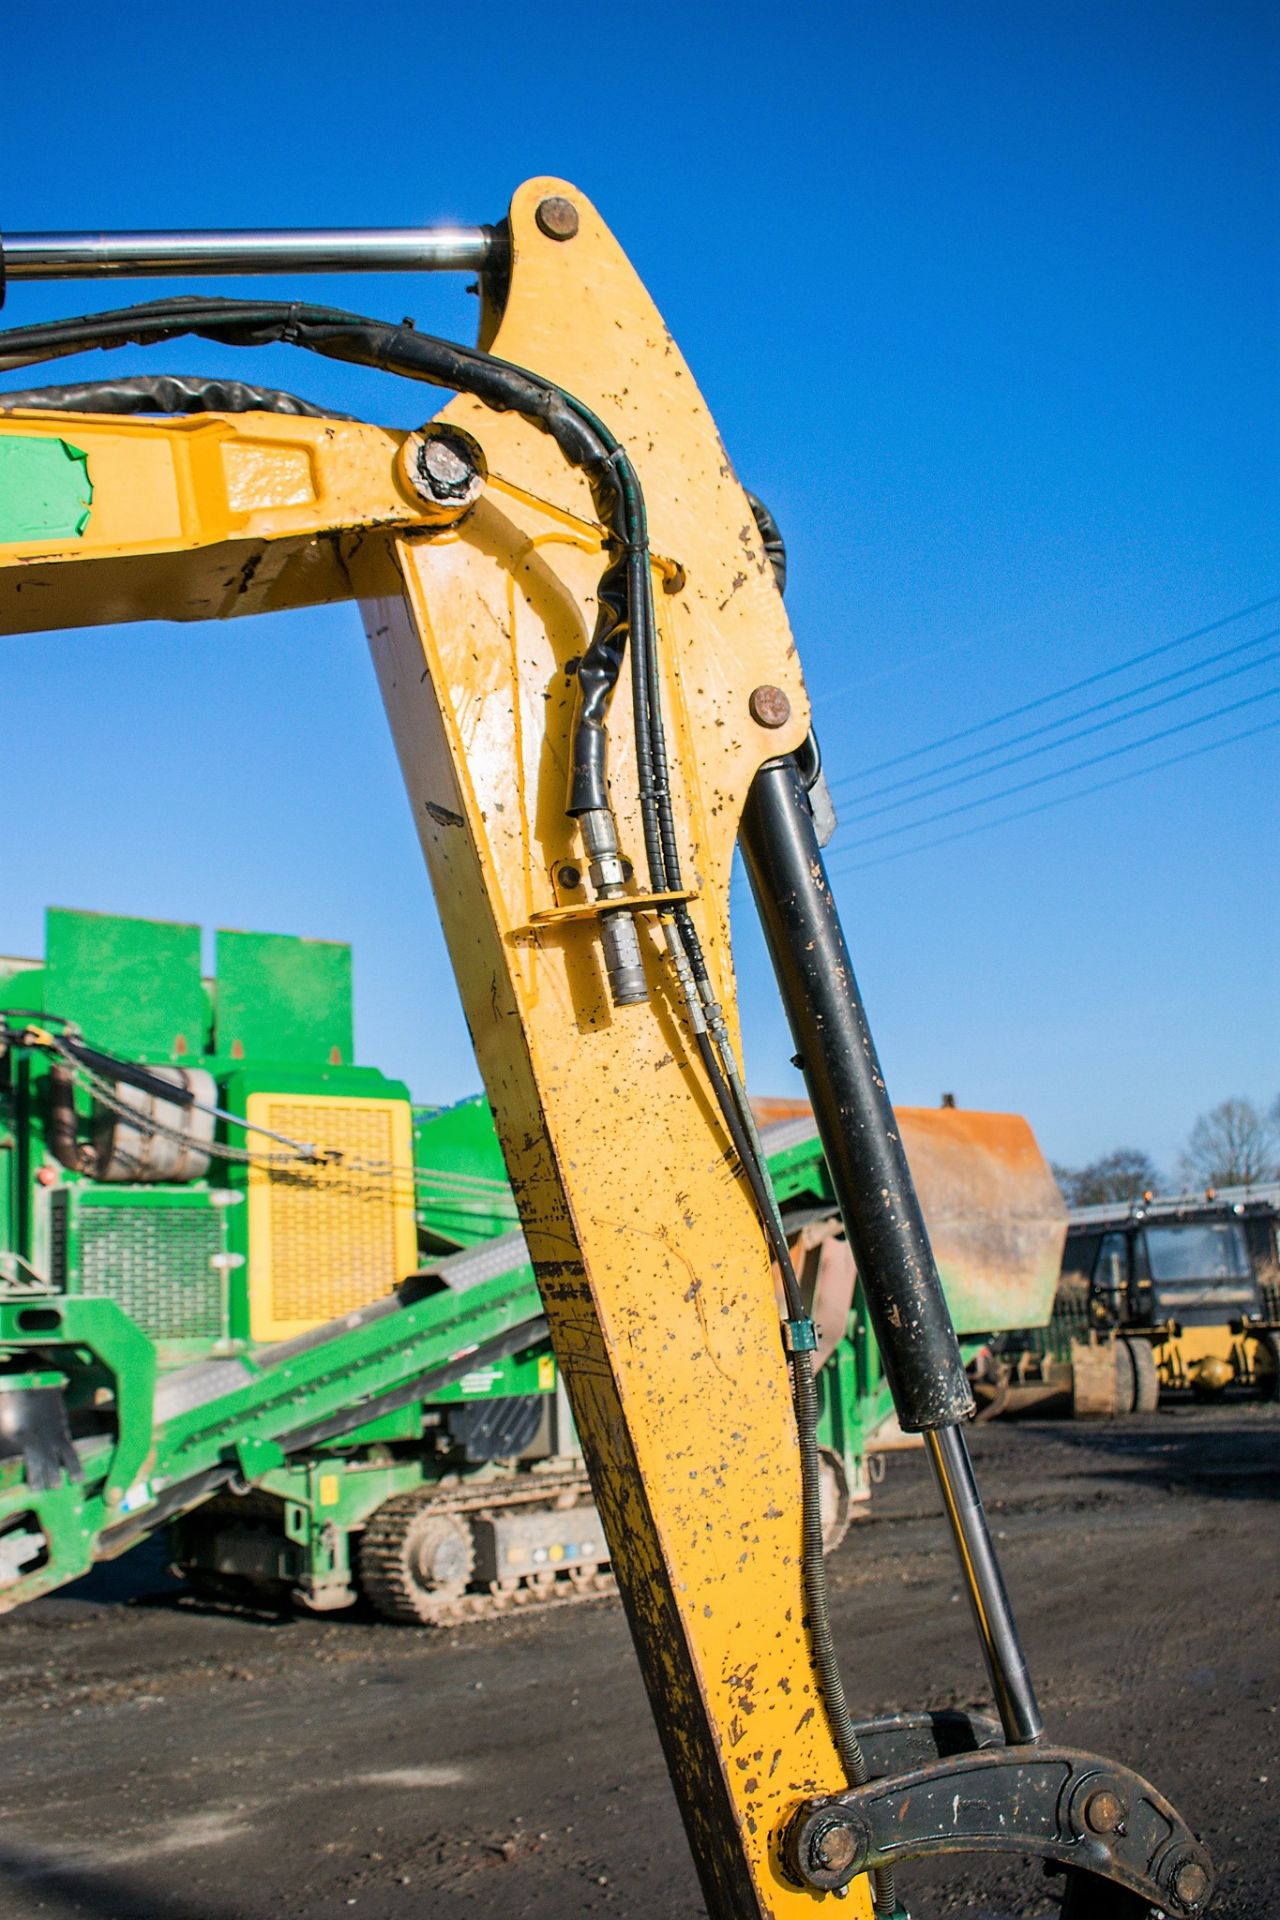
[0,179,1210,1919]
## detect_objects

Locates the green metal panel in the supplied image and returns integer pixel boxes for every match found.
[0,435,92,543]
[45,908,206,1059]
[75,1191,225,1346]
[767,1138,837,1213]
[414,1095,520,1246]
[214,929,353,1064]
[0,962,45,1012]
[429,1342,551,1404]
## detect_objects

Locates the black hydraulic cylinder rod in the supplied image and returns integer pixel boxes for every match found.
[739,754,972,1430]
[740,754,1044,1747]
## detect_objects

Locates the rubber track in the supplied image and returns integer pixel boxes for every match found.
[355,1469,616,1627]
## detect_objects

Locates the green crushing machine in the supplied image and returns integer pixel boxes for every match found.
[0,907,1064,1623]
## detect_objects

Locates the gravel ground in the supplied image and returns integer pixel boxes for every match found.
[0,1405,1273,1920]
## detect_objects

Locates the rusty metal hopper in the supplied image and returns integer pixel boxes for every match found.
[753,1100,1065,1337]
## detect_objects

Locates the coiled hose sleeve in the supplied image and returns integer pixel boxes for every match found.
[793,1350,897,1917]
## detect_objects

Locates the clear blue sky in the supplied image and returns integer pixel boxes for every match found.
[2,1,1276,1178]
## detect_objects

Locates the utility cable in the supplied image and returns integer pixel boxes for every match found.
[829,589,1280,787]
[846,646,1278,824]
[840,624,1280,807]
[825,683,1279,855]
[824,713,1280,877]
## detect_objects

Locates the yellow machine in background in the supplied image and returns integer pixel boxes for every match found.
[1067,1187,1280,1402]
[0,180,1211,1918]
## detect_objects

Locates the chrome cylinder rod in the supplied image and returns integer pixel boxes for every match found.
[1,226,494,281]
[924,1424,1044,1746]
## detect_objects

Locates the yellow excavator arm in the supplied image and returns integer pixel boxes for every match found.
[0,178,1210,1920]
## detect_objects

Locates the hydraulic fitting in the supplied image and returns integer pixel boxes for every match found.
[578,808,647,1007]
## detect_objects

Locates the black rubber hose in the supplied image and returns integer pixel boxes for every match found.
[61,1035,196,1105]
[745,490,787,596]
[0,373,354,418]
[0,298,602,465]
[0,296,644,822]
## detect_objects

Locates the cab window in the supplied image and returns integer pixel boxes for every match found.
[1143,1223,1250,1282]
[1092,1232,1128,1291]
[1091,1233,1129,1318]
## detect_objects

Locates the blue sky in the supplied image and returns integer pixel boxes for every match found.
[1,1,1276,1177]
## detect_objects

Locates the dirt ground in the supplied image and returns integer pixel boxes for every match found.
[0,1405,1274,1920]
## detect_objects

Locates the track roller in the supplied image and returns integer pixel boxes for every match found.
[358,1493,475,1625]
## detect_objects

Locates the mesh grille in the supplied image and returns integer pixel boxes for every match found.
[79,1201,223,1341]
[255,1101,407,1330]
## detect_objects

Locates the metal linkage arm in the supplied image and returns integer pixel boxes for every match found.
[785,1742,1213,1916]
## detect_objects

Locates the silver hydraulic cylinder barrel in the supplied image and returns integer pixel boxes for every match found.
[1,226,495,281]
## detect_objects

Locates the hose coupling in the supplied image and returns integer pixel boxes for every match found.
[578,808,648,1007]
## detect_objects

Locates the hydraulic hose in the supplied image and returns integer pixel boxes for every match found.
[0,373,353,417]
[0,296,646,826]
[793,1348,897,1917]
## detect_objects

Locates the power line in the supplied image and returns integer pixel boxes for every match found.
[822,715,1280,877]
[828,589,1280,786]
[824,683,1280,857]
[836,625,1280,807]
[847,647,1278,825]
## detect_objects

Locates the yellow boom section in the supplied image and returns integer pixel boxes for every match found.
[0,178,868,1917]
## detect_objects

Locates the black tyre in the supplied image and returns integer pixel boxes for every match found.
[1112,1339,1137,1415]
[1251,1330,1280,1401]
[1122,1336,1160,1414]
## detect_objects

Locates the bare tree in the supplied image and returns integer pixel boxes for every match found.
[1178,1097,1280,1188]
[1053,1149,1162,1207]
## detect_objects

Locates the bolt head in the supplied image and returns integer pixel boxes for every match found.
[535,196,580,241]
[749,684,792,729]
[557,864,582,891]
[397,425,487,523]
[1084,1788,1126,1834]
[1172,1859,1209,1908]
[809,1819,858,1875]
